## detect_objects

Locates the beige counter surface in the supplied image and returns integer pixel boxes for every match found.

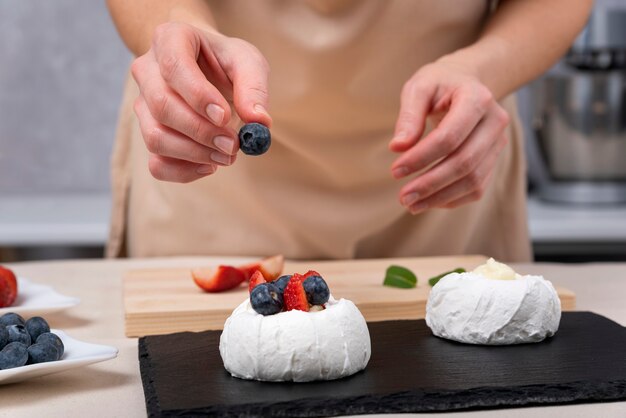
[0,257,624,418]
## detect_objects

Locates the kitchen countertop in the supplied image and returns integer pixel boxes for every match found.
[527,195,626,243]
[0,194,110,246]
[0,257,625,418]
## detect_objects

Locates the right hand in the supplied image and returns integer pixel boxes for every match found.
[131,22,272,183]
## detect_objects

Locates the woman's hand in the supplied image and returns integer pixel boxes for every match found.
[131,22,272,183]
[389,60,510,214]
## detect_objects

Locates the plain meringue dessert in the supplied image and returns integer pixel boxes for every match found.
[219,270,371,382]
[426,258,561,345]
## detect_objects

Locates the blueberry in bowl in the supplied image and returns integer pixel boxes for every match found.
[0,313,64,370]
[36,332,64,358]
[0,313,25,328]
[0,342,28,369]
[27,343,59,364]
[6,324,31,346]
[25,316,50,342]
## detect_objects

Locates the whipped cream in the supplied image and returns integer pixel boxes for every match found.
[426,260,561,345]
[219,296,371,382]
[472,258,518,280]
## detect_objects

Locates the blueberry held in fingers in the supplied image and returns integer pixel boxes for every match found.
[238,123,271,156]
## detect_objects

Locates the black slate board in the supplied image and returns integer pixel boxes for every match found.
[139,312,626,417]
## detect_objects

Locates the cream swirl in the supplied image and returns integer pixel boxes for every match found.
[219,296,371,382]
[426,261,561,345]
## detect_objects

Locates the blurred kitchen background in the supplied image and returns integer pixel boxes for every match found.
[1,1,625,263]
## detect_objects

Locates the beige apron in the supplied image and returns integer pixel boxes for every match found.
[107,0,532,262]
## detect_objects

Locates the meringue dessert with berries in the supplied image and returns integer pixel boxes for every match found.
[426,258,561,345]
[219,270,371,382]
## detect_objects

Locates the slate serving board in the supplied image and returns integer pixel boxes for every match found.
[139,312,626,417]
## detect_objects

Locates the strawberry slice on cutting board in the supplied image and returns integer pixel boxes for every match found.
[239,255,284,281]
[192,265,246,293]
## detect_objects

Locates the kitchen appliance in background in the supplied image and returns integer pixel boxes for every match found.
[526,0,626,204]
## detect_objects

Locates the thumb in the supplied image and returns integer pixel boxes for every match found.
[389,80,435,153]
[227,51,272,128]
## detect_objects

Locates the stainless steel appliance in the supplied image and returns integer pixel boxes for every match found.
[526,1,626,204]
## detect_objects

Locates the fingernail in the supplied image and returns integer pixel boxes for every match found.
[254,104,270,118]
[392,166,409,178]
[213,135,235,154]
[211,152,231,165]
[206,104,225,126]
[197,164,215,174]
[392,132,408,143]
[402,193,420,206]
[410,202,428,214]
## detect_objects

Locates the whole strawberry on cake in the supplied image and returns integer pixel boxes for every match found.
[219,270,371,382]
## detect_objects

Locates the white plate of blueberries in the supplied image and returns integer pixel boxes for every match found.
[0,313,118,384]
[0,277,80,317]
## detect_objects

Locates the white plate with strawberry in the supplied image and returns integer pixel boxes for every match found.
[0,267,79,316]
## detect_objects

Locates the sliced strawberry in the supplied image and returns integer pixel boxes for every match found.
[0,266,17,308]
[239,254,284,281]
[248,270,267,293]
[302,270,322,279]
[239,263,261,281]
[283,273,309,312]
[192,265,246,293]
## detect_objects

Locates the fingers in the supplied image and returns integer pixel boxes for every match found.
[405,147,500,214]
[148,154,218,183]
[399,104,510,213]
[151,23,232,127]
[440,172,496,209]
[389,79,436,153]
[131,22,273,183]
[134,97,237,167]
[219,39,272,127]
[391,84,495,179]
[133,51,239,152]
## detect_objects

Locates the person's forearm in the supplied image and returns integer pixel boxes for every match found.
[439,0,593,99]
[106,0,218,55]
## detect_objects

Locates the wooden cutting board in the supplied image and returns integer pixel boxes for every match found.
[123,255,576,337]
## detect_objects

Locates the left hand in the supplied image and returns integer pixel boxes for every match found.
[389,60,511,214]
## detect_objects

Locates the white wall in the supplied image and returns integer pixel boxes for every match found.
[0,1,131,194]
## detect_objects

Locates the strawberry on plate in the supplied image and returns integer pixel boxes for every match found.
[0,266,18,308]
[248,270,267,293]
[283,273,309,312]
[239,255,284,281]
[192,265,246,293]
